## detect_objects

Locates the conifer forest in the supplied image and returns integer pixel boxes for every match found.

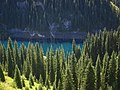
[0,0,120,90]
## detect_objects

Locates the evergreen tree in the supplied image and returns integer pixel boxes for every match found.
[7,47,15,78]
[101,52,109,90]
[14,41,21,72]
[71,52,78,90]
[7,38,15,78]
[55,49,61,87]
[63,69,74,90]
[95,55,101,90]
[83,61,95,90]
[49,48,55,84]
[31,45,36,76]
[116,52,120,90]
[0,65,5,82]
[23,58,31,79]
[14,65,22,89]
[108,51,117,89]
[35,43,41,80]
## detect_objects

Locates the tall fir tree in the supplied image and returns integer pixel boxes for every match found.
[55,49,61,88]
[14,65,22,89]
[108,51,117,89]
[83,61,95,90]
[95,55,101,90]
[63,68,74,90]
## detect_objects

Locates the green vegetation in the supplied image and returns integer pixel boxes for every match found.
[0,27,120,90]
[0,65,5,82]
[0,0,120,32]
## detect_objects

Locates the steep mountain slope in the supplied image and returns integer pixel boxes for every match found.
[0,0,120,33]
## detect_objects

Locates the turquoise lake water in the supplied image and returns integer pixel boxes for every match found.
[1,40,83,54]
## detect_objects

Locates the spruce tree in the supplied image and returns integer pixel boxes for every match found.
[31,46,36,76]
[23,58,31,79]
[108,51,117,89]
[71,52,78,90]
[50,48,55,84]
[35,43,41,80]
[55,49,61,87]
[63,68,74,90]
[0,65,5,82]
[95,55,101,90]
[14,65,22,89]
[14,41,21,72]
[116,52,120,90]
[101,52,109,90]
[7,47,15,78]
[83,61,95,90]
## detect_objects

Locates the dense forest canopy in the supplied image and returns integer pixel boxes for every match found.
[0,0,120,32]
[0,27,120,90]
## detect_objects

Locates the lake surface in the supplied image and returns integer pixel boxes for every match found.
[0,40,83,54]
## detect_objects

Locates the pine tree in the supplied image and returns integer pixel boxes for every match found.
[0,65,5,82]
[14,41,21,72]
[101,52,109,90]
[71,52,78,90]
[31,45,36,76]
[108,51,117,89]
[7,47,15,78]
[35,43,41,80]
[55,49,61,88]
[7,38,15,78]
[1,46,7,70]
[116,52,120,90]
[50,48,55,84]
[63,68,74,90]
[95,55,101,90]
[14,65,22,89]
[83,61,95,90]
[23,58,31,79]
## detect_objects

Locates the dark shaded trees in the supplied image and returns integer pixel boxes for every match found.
[0,65,5,82]
[14,65,22,89]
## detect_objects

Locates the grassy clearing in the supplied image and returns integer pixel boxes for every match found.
[0,72,52,90]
